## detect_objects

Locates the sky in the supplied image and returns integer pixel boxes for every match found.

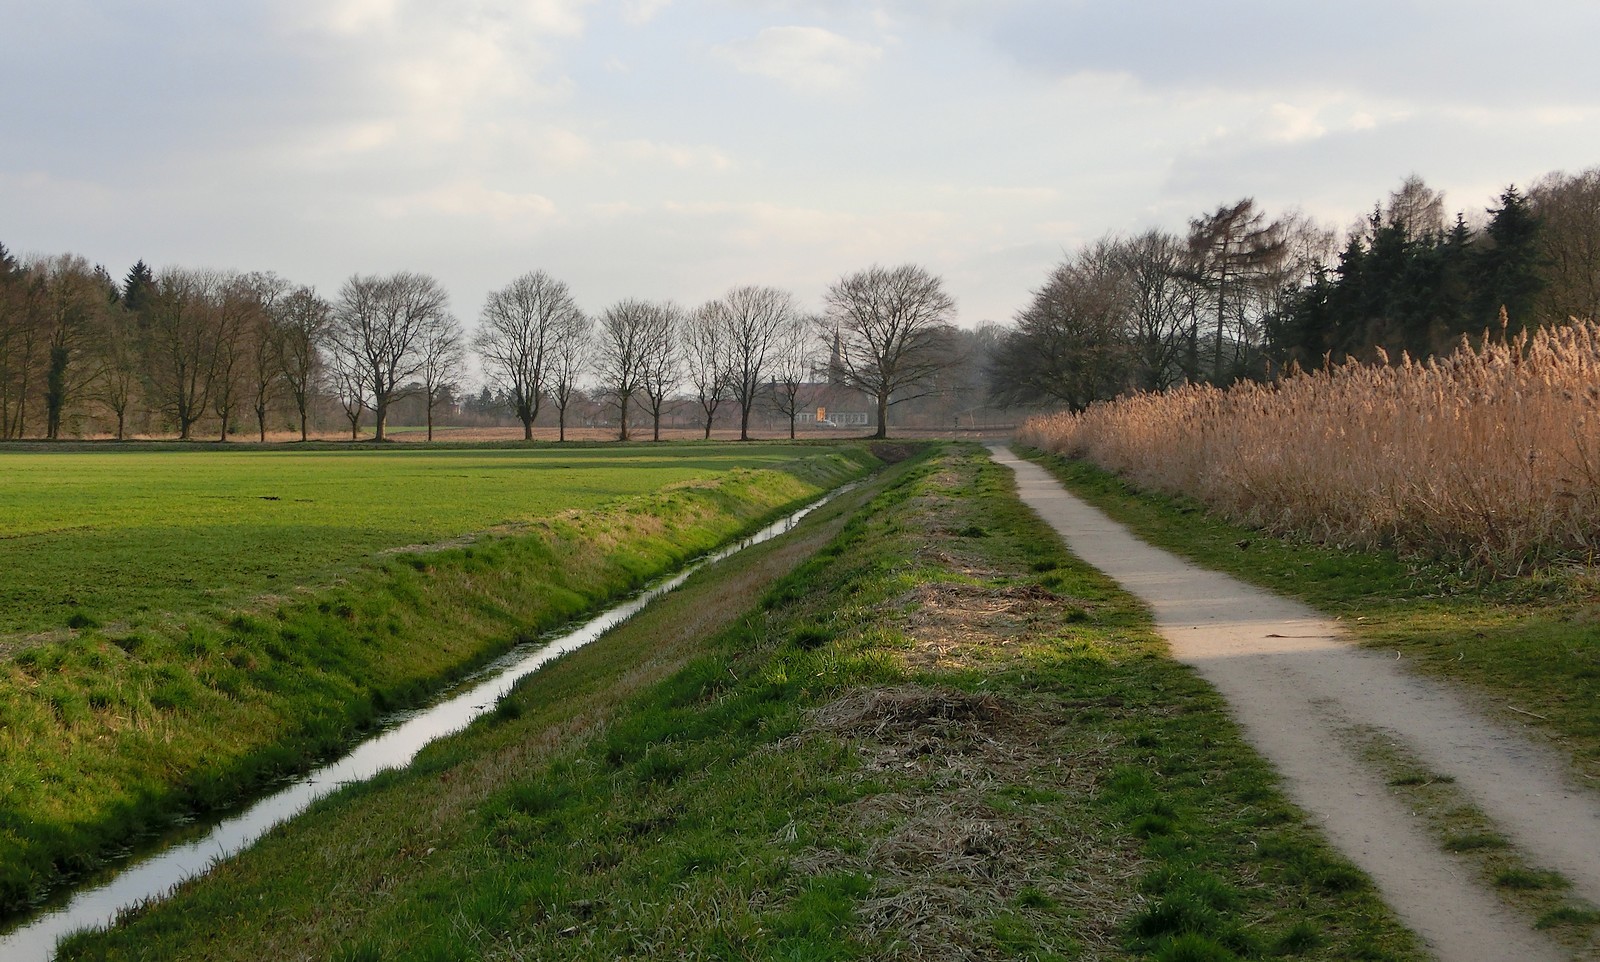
[4,1,1598,331]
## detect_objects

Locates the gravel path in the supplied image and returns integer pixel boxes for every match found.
[993,447,1600,962]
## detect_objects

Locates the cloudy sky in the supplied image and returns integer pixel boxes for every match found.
[4,1,1598,329]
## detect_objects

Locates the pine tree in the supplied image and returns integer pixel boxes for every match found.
[1475,186,1545,335]
[123,260,156,314]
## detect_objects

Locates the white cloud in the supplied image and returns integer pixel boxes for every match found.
[294,0,590,38]
[621,0,672,26]
[714,26,882,92]
[378,181,558,222]
[311,0,402,35]
[620,140,735,172]
[1263,103,1327,144]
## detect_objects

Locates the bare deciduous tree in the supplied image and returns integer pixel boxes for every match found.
[1530,167,1600,323]
[638,302,682,442]
[990,242,1132,410]
[331,272,450,441]
[1385,174,1448,241]
[92,306,143,440]
[145,269,228,440]
[706,286,798,440]
[1115,230,1199,391]
[418,312,466,441]
[767,312,816,439]
[208,274,267,442]
[595,299,656,441]
[547,307,592,443]
[274,286,332,442]
[32,254,106,439]
[239,272,290,442]
[682,303,734,439]
[0,243,39,438]
[823,264,958,439]
[476,271,582,440]
[328,346,367,440]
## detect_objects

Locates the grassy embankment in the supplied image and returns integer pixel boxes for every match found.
[60,444,1420,961]
[0,443,875,917]
[1022,449,1600,943]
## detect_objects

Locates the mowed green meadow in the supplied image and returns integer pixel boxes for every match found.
[0,443,836,638]
[0,441,876,917]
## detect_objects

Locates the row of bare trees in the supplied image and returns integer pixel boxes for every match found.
[0,244,960,441]
[0,251,470,442]
[474,265,959,442]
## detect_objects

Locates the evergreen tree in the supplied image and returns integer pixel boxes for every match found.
[123,260,156,314]
[1475,186,1545,335]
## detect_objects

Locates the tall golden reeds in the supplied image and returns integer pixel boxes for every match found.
[1018,320,1600,573]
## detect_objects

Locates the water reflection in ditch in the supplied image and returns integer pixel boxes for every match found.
[2,488,849,961]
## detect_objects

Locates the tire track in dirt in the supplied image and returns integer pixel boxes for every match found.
[993,446,1600,962]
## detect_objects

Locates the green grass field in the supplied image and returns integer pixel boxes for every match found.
[0,443,839,638]
[0,441,876,917]
[52,444,1422,961]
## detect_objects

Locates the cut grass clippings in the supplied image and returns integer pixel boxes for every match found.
[0,447,874,919]
[1020,449,1600,786]
[55,443,1422,961]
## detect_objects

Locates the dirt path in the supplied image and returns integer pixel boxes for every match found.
[992,447,1600,962]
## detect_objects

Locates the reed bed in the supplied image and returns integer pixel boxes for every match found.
[1018,321,1600,573]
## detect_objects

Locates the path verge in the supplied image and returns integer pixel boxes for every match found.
[994,445,1600,961]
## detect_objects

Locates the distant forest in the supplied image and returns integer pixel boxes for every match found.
[989,168,1600,409]
[0,251,995,442]
[4,166,1597,439]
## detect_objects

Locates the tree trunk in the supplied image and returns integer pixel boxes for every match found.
[373,396,387,441]
[788,414,796,440]
[874,392,889,439]
[523,417,533,441]
[739,404,751,441]
[618,396,630,441]
[45,346,67,441]
[256,406,267,443]
[558,407,566,442]
[299,410,309,443]
[427,402,434,442]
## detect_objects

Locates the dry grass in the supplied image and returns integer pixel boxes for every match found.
[1020,320,1600,573]
[795,685,1135,961]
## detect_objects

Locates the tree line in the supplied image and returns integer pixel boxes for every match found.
[0,249,961,442]
[990,167,1600,408]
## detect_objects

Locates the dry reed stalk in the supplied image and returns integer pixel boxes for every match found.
[1018,319,1600,573]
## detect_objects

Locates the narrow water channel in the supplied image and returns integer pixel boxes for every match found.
[1,489,848,961]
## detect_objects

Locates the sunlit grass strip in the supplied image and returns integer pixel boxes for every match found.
[1019,320,1600,573]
